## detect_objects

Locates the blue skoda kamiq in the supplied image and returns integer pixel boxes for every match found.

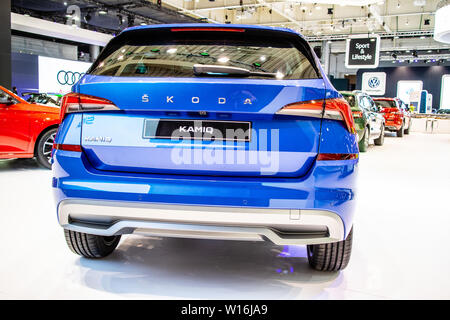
[53,24,358,271]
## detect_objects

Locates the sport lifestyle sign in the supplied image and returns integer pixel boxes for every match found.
[345,34,380,69]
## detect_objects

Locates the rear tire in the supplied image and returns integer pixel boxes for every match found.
[404,120,411,135]
[64,230,121,258]
[36,128,58,169]
[307,227,353,271]
[397,122,404,137]
[358,127,369,152]
[374,125,385,146]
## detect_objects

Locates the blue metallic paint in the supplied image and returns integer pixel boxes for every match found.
[53,24,358,239]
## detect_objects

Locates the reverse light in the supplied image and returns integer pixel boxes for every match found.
[60,93,119,121]
[276,98,356,133]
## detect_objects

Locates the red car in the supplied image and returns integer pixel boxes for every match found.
[0,85,60,168]
[373,97,411,137]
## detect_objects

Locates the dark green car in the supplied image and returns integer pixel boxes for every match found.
[341,91,385,152]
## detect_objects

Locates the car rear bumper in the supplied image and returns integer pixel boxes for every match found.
[53,150,357,243]
[58,199,345,245]
[384,117,402,130]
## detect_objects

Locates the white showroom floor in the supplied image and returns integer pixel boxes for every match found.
[0,131,449,299]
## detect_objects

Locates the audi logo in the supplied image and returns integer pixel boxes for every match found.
[57,70,85,86]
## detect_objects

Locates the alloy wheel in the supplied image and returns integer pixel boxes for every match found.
[42,132,56,164]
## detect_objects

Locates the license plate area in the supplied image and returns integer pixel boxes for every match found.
[143,119,251,142]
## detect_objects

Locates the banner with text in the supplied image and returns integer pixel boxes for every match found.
[345,35,380,69]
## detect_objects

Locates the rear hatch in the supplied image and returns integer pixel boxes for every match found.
[77,26,326,177]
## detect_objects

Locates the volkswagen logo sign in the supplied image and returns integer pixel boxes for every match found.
[368,77,380,89]
[57,70,85,86]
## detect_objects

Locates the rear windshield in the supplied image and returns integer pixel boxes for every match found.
[374,100,397,109]
[89,29,319,80]
[342,94,357,108]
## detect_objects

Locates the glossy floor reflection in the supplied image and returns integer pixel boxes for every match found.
[0,131,449,299]
[75,237,340,299]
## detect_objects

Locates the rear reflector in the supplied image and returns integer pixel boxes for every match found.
[171,28,245,32]
[276,98,356,133]
[53,144,82,152]
[317,153,358,161]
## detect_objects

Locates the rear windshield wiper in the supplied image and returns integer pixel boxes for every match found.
[193,64,277,78]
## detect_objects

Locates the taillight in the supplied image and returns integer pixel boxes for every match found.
[52,144,82,152]
[276,98,356,133]
[317,153,358,161]
[352,111,363,119]
[171,28,245,32]
[60,93,119,121]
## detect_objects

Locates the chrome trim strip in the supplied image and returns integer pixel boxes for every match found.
[58,199,345,245]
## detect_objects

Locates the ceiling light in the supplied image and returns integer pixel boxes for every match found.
[276,71,285,79]
[218,57,229,63]
[98,9,108,15]
[167,48,177,54]
[413,0,426,6]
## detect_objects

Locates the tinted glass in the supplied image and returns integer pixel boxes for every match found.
[0,89,14,104]
[342,94,357,108]
[374,100,397,109]
[90,35,319,80]
[359,96,371,109]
